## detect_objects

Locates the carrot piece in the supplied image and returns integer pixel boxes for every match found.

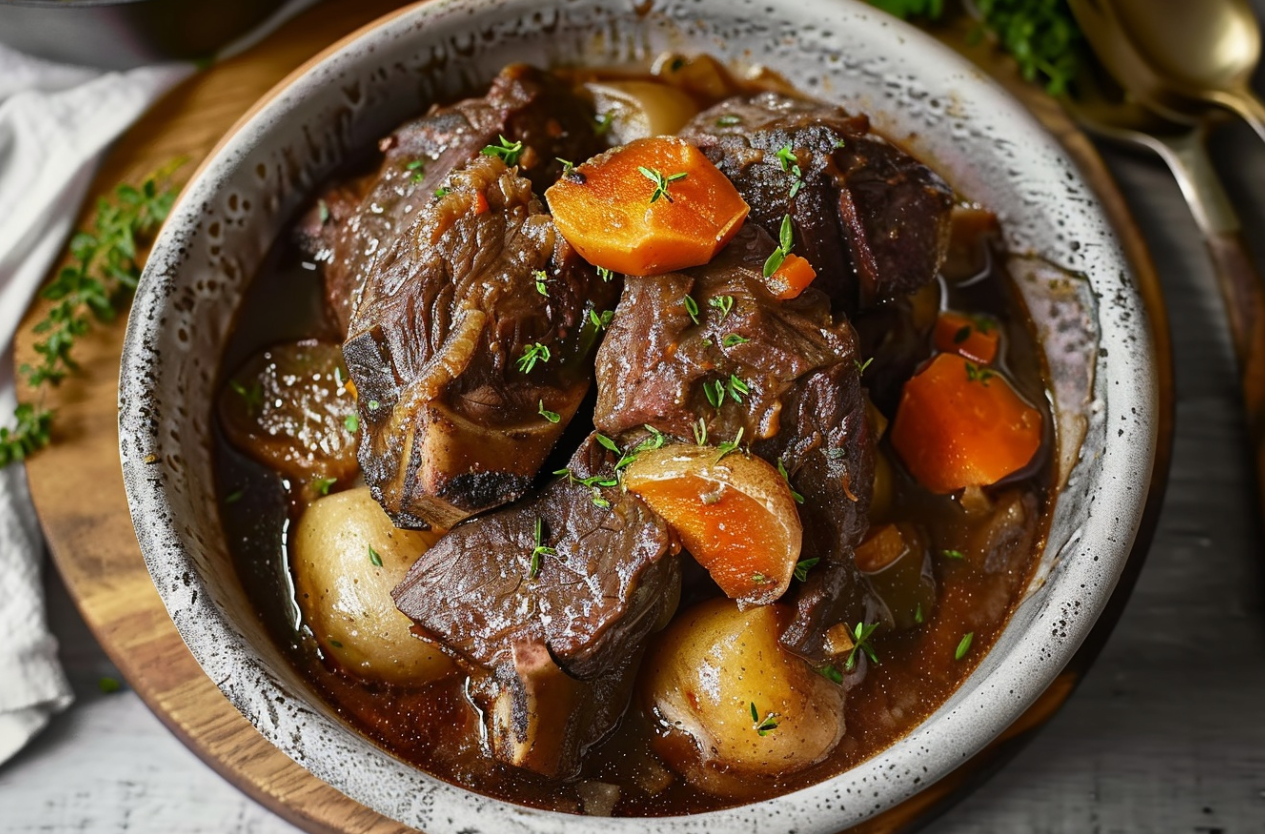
[854,523,909,574]
[544,137,749,276]
[763,252,817,300]
[623,445,802,607]
[890,353,1042,494]
[933,311,999,364]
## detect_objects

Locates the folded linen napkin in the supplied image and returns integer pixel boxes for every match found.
[0,0,320,767]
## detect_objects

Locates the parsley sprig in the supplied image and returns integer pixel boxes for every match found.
[763,214,796,278]
[482,135,524,166]
[2,162,182,468]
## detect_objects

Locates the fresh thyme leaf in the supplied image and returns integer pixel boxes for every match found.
[708,295,734,320]
[722,333,749,348]
[763,214,796,278]
[778,458,806,505]
[98,676,122,694]
[638,166,688,204]
[328,639,344,649]
[726,374,750,403]
[683,294,700,325]
[557,157,575,175]
[844,621,880,671]
[715,427,744,461]
[595,433,620,453]
[693,417,708,446]
[224,489,244,505]
[368,545,383,567]
[775,144,798,172]
[5,162,183,467]
[915,602,925,624]
[343,413,359,433]
[481,134,524,166]
[855,356,874,374]
[533,269,549,296]
[229,380,264,413]
[538,399,561,423]
[749,702,779,736]
[589,309,614,331]
[954,324,973,344]
[516,342,552,373]
[591,490,611,509]
[942,548,965,560]
[955,631,975,660]
[318,199,330,224]
[596,266,614,282]
[530,515,556,578]
[965,361,996,385]
[434,186,451,199]
[793,557,820,582]
[704,379,726,410]
[314,477,337,496]
[716,114,742,127]
[406,159,425,183]
[818,664,844,684]
[368,399,381,411]
[594,112,613,135]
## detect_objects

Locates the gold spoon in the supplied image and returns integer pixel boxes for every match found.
[1063,52,1265,522]
[1068,0,1265,141]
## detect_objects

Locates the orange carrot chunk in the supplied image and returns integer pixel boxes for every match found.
[544,136,749,276]
[763,252,817,300]
[933,311,999,364]
[890,353,1042,494]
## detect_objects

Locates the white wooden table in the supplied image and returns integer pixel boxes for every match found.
[2,21,1265,834]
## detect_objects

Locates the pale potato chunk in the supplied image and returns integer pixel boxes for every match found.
[585,80,699,144]
[293,487,456,685]
[642,598,845,786]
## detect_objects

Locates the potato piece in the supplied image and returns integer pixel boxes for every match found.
[293,487,456,685]
[623,446,802,607]
[642,598,845,787]
[585,80,699,144]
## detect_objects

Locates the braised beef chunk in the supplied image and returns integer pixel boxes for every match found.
[679,93,953,312]
[393,435,679,776]
[593,225,881,662]
[343,155,618,530]
[297,64,603,333]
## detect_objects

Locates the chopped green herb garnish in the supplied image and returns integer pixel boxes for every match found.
[538,399,560,424]
[715,427,745,461]
[716,114,742,127]
[915,603,925,624]
[406,159,425,183]
[750,702,779,736]
[954,325,973,344]
[855,356,874,374]
[98,676,122,694]
[722,333,749,348]
[942,548,965,560]
[818,664,845,684]
[224,489,244,505]
[596,266,614,282]
[591,491,611,509]
[368,545,383,567]
[434,186,451,199]
[318,199,330,224]
[516,342,552,373]
[343,413,359,433]
[406,159,424,170]
[844,621,880,671]
[726,374,750,403]
[965,362,996,385]
[530,515,556,578]
[533,269,549,296]
[683,294,700,325]
[589,309,615,331]
[778,458,806,504]
[693,417,708,446]
[328,639,343,649]
[639,166,688,204]
[368,399,381,411]
[557,157,575,175]
[704,379,726,410]
[314,477,337,496]
[481,135,524,166]
[594,112,613,135]
[595,433,620,453]
[229,380,264,414]
[709,295,734,320]
[955,631,975,660]
[793,557,820,582]
[763,214,796,278]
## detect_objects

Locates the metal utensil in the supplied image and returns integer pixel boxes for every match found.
[1067,0,1265,142]
[1063,58,1265,522]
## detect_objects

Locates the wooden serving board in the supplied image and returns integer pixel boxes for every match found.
[15,5,1172,833]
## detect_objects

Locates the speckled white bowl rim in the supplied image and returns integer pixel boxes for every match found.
[118,0,1158,831]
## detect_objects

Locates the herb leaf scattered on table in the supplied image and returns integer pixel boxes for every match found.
[0,161,183,468]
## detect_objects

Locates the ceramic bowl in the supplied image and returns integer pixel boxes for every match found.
[119,0,1159,830]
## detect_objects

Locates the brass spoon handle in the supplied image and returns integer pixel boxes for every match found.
[1148,129,1265,518]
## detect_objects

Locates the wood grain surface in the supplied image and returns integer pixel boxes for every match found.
[8,3,1183,833]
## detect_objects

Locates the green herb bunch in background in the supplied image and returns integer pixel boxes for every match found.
[0,163,182,467]
[867,0,1083,96]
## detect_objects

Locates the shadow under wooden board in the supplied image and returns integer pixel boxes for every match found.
[15,3,1173,833]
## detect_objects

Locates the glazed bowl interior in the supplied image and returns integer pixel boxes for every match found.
[119,0,1158,831]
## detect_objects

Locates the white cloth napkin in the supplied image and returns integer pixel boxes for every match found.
[0,0,321,766]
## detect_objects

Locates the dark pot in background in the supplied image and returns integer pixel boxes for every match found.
[0,0,291,70]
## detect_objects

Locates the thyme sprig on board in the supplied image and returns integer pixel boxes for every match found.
[0,162,183,468]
